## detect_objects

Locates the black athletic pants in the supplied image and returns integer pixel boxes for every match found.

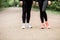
[38,0,48,23]
[22,0,33,23]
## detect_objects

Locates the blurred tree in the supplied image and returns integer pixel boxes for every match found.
[0,0,9,8]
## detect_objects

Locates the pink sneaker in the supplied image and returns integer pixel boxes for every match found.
[45,21,50,29]
[41,23,45,29]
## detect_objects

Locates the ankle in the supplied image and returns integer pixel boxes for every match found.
[41,23,45,26]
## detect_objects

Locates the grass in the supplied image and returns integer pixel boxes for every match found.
[32,8,60,15]
[46,9,60,15]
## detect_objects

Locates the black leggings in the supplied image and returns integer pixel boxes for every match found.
[38,0,48,23]
[22,1,33,23]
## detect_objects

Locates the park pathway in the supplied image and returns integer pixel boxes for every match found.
[0,7,60,40]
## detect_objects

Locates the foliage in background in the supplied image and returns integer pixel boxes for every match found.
[0,0,19,8]
[0,0,9,8]
[0,0,60,11]
[47,1,60,11]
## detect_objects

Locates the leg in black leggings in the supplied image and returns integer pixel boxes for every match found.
[27,1,33,23]
[22,1,32,23]
[38,0,50,28]
[22,1,27,23]
[38,0,48,23]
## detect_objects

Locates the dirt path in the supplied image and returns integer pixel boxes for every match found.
[0,7,60,40]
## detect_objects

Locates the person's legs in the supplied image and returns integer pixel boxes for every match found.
[38,0,49,29]
[39,0,48,23]
[38,1,45,29]
[43,11,47,22]
[27,1,33,23]
[22,1,33,28]
[21,1,27,29]
[42,0,49,28]
[38,1,44,23]
[22,1,27,23]
[26,1,33,28]
[42,0,48,22]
